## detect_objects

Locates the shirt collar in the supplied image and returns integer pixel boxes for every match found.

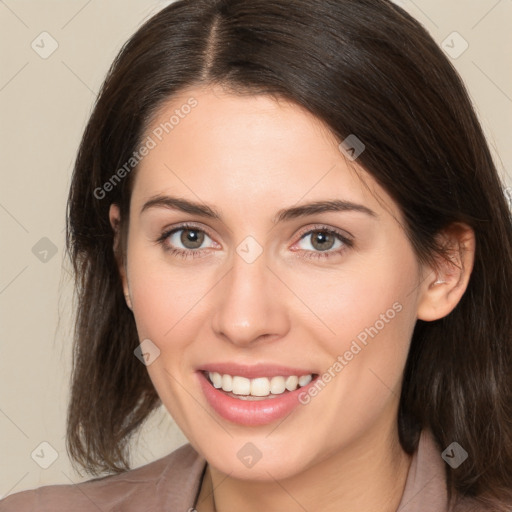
[396,429,449,512]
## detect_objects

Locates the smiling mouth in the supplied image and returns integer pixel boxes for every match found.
[203,370,319,400]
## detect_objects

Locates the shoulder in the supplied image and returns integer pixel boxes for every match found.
[0,443,206,512]
[398,429,508,512]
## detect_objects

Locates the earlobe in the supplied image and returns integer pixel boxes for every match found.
[109,203,132,311]
[416,223,475,322]
[124,292,133,310]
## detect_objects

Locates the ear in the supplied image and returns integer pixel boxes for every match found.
[416,222,475,322]
[109,203,133,311]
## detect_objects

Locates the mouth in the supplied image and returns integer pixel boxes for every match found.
[202,370,319,401]
[196,364,321,426]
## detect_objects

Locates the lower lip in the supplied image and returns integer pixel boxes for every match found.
[197,371,318,426]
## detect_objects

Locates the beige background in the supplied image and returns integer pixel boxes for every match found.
[1,0,511,497]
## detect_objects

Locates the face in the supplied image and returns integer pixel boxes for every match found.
[111,85,427,480]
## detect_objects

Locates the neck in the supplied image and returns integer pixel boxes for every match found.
[195,421,413,512]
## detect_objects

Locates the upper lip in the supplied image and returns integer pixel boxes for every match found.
[198,362,318,379]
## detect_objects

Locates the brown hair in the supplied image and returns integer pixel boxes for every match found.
[65,0,512,508]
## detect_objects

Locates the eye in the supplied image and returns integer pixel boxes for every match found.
[293,225,353,259]
[298,230,340,251]
[168,228,210,249]
[156,223,218,259]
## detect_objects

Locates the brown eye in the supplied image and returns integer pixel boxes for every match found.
[161,227,214,253]
[179,229,205,249]
[309,230,336,251]
[293,226,353,260]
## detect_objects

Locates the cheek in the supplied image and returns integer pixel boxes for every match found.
[125,249,216,435]
[301,246,418,408]
[127,245,214,344]
[302,250,417,354]
[299,293,415,449]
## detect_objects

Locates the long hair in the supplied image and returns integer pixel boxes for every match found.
[65,0,512,509]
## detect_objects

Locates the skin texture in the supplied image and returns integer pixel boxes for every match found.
[110,85,475,512]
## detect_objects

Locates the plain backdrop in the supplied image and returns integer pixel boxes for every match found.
[1,0,511,497]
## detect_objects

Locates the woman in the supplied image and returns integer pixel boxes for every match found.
[2,0,511,510]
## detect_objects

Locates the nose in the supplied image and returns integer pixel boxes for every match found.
[211,248,290,347]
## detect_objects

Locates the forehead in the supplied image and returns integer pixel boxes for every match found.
[130,85,399,222]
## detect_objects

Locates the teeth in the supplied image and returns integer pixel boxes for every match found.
[221,374,233,392]
[298,374,312,386]
[210,372,222,389]
[232,376,251,395]
[207,372,315,397]
[285,375,298,391]
[250,377,269,397]
[270,376,286,394]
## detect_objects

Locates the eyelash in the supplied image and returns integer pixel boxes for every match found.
[155,222,354,261]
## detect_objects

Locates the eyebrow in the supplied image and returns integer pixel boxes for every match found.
[140,195,377,222]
